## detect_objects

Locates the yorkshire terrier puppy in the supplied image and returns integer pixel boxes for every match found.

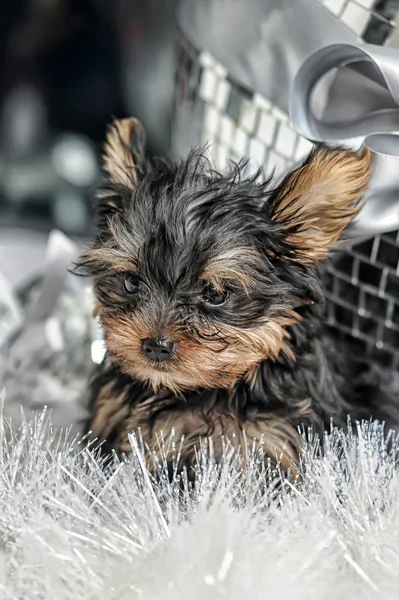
[76,117,399,475]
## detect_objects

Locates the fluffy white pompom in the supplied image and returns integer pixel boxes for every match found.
[1,408,399,600]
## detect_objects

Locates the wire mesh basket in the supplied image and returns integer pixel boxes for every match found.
[172,0,399,374]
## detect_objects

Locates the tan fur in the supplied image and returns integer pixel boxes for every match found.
[89,382,131,443]
[88,381,301,476]
[103,117,145,189]
[116,405,301,476]
[101,309,300,395]
[272,146,372,264]
[201,247,263,293]
[92,303,101,318]
[79,247,137,273]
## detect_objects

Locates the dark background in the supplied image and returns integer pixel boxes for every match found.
[0,0,179,236]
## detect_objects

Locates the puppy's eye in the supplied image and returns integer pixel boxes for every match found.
[123,273,140,294]
[201,283,229,306]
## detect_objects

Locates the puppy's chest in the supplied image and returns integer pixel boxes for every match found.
[88,361,321,454]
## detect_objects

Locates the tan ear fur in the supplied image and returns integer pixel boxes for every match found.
[103,117,146,189]
[271,146,372,264]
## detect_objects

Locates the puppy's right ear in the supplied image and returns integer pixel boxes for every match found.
[102,117,147,192]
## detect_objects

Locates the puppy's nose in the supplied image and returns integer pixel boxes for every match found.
[141,338,176,362]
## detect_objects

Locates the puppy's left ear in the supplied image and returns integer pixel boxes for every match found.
[269,146,372,264]
[103,117,147,190]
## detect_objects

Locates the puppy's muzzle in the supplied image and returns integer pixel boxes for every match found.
[141,337,176,362]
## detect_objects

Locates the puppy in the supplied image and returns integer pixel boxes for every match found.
[76,117,399,475]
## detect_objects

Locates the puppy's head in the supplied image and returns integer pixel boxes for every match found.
[77,118,371,394]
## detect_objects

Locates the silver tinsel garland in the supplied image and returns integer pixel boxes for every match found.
[1,409,399,600]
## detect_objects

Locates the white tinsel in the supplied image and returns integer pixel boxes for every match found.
[1,406,399,600]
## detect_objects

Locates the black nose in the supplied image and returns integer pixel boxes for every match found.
[141,338,176,362]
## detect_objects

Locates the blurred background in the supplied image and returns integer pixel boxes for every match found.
[0,0,180,242]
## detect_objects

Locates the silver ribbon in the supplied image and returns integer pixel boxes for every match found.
[290,43,399,236]
[177,0,354,117]
[178,0,399,236]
